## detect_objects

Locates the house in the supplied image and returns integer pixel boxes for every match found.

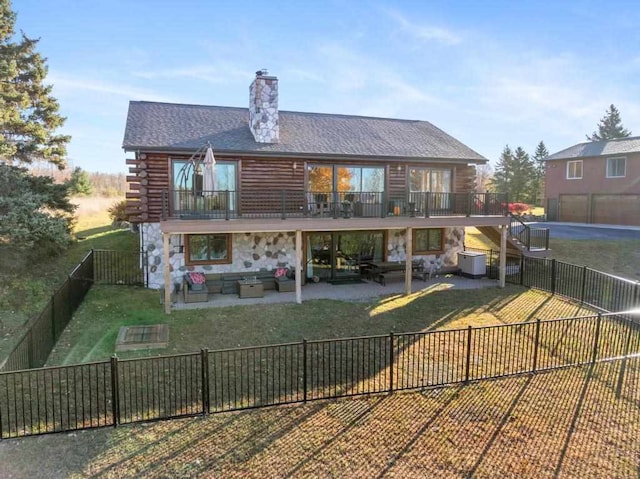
[545,137,640,225]
[122,70,511,313]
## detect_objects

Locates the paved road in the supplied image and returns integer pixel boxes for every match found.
[527,222,640,240]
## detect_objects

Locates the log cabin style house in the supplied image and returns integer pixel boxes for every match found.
[122,70,510,313]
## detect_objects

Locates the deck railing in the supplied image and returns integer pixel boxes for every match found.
[162,190,509,220]
[508,214,550,251]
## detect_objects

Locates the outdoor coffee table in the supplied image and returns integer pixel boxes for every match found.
[238,278,264,298]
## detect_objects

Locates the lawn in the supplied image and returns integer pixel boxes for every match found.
[1,358,637,478]
[465,226,640,281]
[46,284,594,365]
[0,196,137,362]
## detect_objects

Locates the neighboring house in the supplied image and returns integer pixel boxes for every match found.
[122,70,510,312]
[545,137,640,225]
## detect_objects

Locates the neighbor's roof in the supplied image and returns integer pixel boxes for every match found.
[546,136,640,161]
[122,101,487,163]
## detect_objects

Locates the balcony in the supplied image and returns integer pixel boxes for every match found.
[162,190,508,220]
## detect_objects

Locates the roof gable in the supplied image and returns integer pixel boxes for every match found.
[122,101,487,163]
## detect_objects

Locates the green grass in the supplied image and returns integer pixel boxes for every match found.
[1,358,638,478]
[0,195,138,362]
[46,284,593,365]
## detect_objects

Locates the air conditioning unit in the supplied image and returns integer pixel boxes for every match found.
[457,252,487,278]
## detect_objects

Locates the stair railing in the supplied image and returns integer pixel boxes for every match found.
[508,214,550,251]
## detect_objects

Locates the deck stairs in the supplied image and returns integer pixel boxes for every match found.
[476,214,551,258]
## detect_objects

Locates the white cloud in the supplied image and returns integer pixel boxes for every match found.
[385,8,462,46]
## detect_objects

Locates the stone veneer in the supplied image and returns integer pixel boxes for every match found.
[141,223,297,289]
[249,71,279,143]
[141,223,465,289]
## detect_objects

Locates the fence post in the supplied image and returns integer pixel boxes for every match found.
[580,266,588,304]
[389,332,394,393]
[110,356,120,427]
[591,313,602,364]
[519,254,525,286]
[532,319,541,372]
[302,339,308,402]
[201,348,210,415]
[550,259,557,295]
[616,318,633,399]
[465,325,473,382]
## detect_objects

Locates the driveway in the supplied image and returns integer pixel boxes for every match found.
[528,222,640,240]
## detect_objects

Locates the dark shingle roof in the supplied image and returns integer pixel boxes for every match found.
[546,136,640,160]
[122,101,487,163]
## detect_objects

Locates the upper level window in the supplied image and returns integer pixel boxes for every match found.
[606,157,626,178]
[307,165,384,193]
[566,160,583,179]
[409,168,452,193]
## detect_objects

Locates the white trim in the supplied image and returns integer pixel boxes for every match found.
[566,160,583,179]
[605,157,626,178]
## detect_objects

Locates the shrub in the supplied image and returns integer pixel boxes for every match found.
[108,199,129,223]
[508,202,530,215]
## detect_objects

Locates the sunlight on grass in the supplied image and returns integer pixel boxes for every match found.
[369,282,454,317]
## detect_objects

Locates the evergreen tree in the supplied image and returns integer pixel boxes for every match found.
[490,145,536,204]
[0,0,70,168]
[532,141,549,205]
[586,104,632,141]
[67,166,93,196]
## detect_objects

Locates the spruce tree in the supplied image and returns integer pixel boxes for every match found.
[67,167,93,196]
[586,104,632,141]
[490,145,536,204]
[532,141,549,205]
[0,0,70,168]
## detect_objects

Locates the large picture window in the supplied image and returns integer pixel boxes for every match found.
[409,168,452,193]
[566,160,583,179]
[307,165,384,193]
[606,157,626,178]
[413,228,444,254]
[185,234,232,265]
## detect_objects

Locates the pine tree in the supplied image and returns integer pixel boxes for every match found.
[67,167,93,196]
[586,104,632,141]
[532,141,549,205]
[490,145,536,204]
[0,0,70,168]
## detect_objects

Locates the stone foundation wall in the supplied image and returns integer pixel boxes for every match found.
[386,227,465,270]
[142,223,297,289]
[141,224,465,289]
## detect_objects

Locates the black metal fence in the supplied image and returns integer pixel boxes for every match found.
[465,247,640,314]
[0,250,145,373]
[1,311,638,439]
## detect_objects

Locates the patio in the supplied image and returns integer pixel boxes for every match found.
[173,275,499,310]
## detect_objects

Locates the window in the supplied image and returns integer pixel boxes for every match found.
[185,234,231,265]
[409,168,452,193]
[566,160,583,179]
[413,229,444,254]
[606,157,626,178]
[307,165,385,193]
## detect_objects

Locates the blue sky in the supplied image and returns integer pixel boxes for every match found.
[15,0,640,173]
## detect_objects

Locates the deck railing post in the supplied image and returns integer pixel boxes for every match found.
[110,355,120,427]
[425,192,430,218]
[465,325,473,382]
[532,318,541,372]
[225,190,230,220]
[281,190,286,220]
[389,332,394,393]
[302,339,308,402]
[591,313,602,363]
[201,348,210,414]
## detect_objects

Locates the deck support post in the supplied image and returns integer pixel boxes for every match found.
[405,227,412,295]
[295,229,303,304]
[163,232,172,314]
[499,225,507,288]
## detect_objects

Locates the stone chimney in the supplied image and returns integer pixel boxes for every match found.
[249,69,279,143]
